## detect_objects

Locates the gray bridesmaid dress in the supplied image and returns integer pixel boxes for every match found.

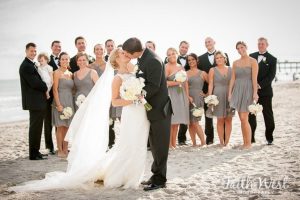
[212,67,232,118]
[167,72,189,125]
[52,78,75,127]
[89,63,104,77]
[230,66,253,112]
[74,70,95,110]
[188,70,205,122]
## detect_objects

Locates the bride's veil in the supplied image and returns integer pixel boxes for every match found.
[10,58,115,191]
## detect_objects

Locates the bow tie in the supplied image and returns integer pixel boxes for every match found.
[208,52,215,56]
[179,56,186,59]
[55,57,59,60]
[258,53,266,56]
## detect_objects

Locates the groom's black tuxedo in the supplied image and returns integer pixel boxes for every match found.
[136,48,172,185]
[197,52,230,144]
[19,57,48,159]
[249,51,277,143]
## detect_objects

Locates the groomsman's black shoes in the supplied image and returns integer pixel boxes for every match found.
[267,140,273,145]
[141,180,152,185]
[39,152,48,157]
[178,142,187,146]
[30,156,47,160]
[143,183,166,191]
[48,149,56,155]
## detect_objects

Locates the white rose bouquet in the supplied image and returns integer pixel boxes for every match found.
[120,77,152,111]
[248,101,263,115]
[60,107,73,120]
[204,95,219,112]
[75,94,86,107]
[174,70,187,93]
[191,103,204,118]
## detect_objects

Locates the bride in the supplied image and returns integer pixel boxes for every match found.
[10,48,150,191]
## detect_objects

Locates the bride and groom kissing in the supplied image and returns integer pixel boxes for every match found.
[10,37,173,192]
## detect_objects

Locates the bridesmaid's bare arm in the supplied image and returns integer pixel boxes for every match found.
[208,68,214,96]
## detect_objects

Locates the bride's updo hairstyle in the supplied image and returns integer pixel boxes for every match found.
[109,48,122,69]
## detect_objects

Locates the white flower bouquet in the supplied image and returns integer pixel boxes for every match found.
[60,107,73,120]
[120,77,152,111]
[248,101,263,115]
[204,95,219,112]
[109,118,114,126]
[191,103,204,118]
[174,70,187,93]
[75,94,86,107]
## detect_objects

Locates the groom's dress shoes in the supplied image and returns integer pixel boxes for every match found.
[143,183,166,191]
[30,156,47,160]
[39,152,48,157]
[141,180,152,185]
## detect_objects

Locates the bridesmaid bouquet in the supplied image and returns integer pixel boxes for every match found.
[120,77,152,111]
[191,103,204,117]
[248,101,263,115]
[174,70,187,93]
[60,107,73,120]
[204,95,219,112]
[75,94,86,107]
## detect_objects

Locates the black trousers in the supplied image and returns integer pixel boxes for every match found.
[44,100,54,150]
[204,103,214,144]
[149,114,171,185]
[29,109,46,158]
[108,122,115,147]
[249,96,275,142]
[177,124,187,143]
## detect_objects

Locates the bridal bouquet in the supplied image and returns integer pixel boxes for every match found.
[174,70,187,93]
[60,107,73,120]
[75,94,86,107]
[120,77,152,111]
[191,103,204,118]
[204,95,219,112]
[248,101,263,115]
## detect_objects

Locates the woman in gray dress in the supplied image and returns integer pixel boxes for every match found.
[208,51,233,147]
[52,52,75,158]
[228,41,258,149]
[165,48,190,149]
[74,53,98,110]
[89,44,106,77]
[186,53,207,147]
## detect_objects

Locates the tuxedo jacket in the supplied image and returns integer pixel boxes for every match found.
[19,57,48,110]
[198,52,230,93]
[250,52,277,97]
[137,48,172,121]
[164,56,188,70]
[69,54,95,73]
[48,55,59,71]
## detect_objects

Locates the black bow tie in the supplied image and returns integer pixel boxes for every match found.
[258,53,266,56]
[208,52,215,56]
[179,56,186,59]
[55,57,59,60]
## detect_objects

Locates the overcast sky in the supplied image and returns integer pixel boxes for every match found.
[0,0,299,80]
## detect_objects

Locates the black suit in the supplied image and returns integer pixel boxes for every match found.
[198,52,230,144]
[49,55,59,71]
[137,48,172,185]
[249,51,277,143]
[69,54,95,73]
[19,57,48,159]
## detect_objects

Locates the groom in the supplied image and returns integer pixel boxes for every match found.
[123,38,172,191]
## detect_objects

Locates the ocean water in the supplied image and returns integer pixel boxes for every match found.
[0,79,28,123]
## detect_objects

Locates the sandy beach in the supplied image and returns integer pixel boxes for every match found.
[0,81,299,200]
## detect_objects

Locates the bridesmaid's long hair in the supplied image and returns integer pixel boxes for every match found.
[186,53,198,71]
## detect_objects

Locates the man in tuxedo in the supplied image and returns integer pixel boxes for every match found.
[145,41,156,52]
[69,36,95,73]
[48,40,61,71]
[19,43,48,160]
[104,39,116,62]
[198,37,230,145]
[123,38,172,191]
[249,37,277,145]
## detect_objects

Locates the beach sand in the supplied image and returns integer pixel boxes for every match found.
[0,81,299,199]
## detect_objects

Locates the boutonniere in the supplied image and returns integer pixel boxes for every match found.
[262,57,268,65]
[132,64,139,74]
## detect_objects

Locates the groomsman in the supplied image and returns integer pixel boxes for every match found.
[145,41,156,52]
[249,37,277,145]
[198,37,230,145]
[19,43,48,160]
[70,36,95,73]
[104,39,116,62]
[48,40,61,71]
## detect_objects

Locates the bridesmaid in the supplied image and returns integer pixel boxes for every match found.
[89,44,106,77]
[186,53,207,147]
[74,53,98,110]
[228,41,258,149]
[52,52,75,157]
[208,51,233,147]
[165,48,190,149]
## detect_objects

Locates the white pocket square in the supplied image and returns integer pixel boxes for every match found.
[138,71,144,74]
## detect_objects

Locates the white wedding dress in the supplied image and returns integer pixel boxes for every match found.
[10,62,150,191]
